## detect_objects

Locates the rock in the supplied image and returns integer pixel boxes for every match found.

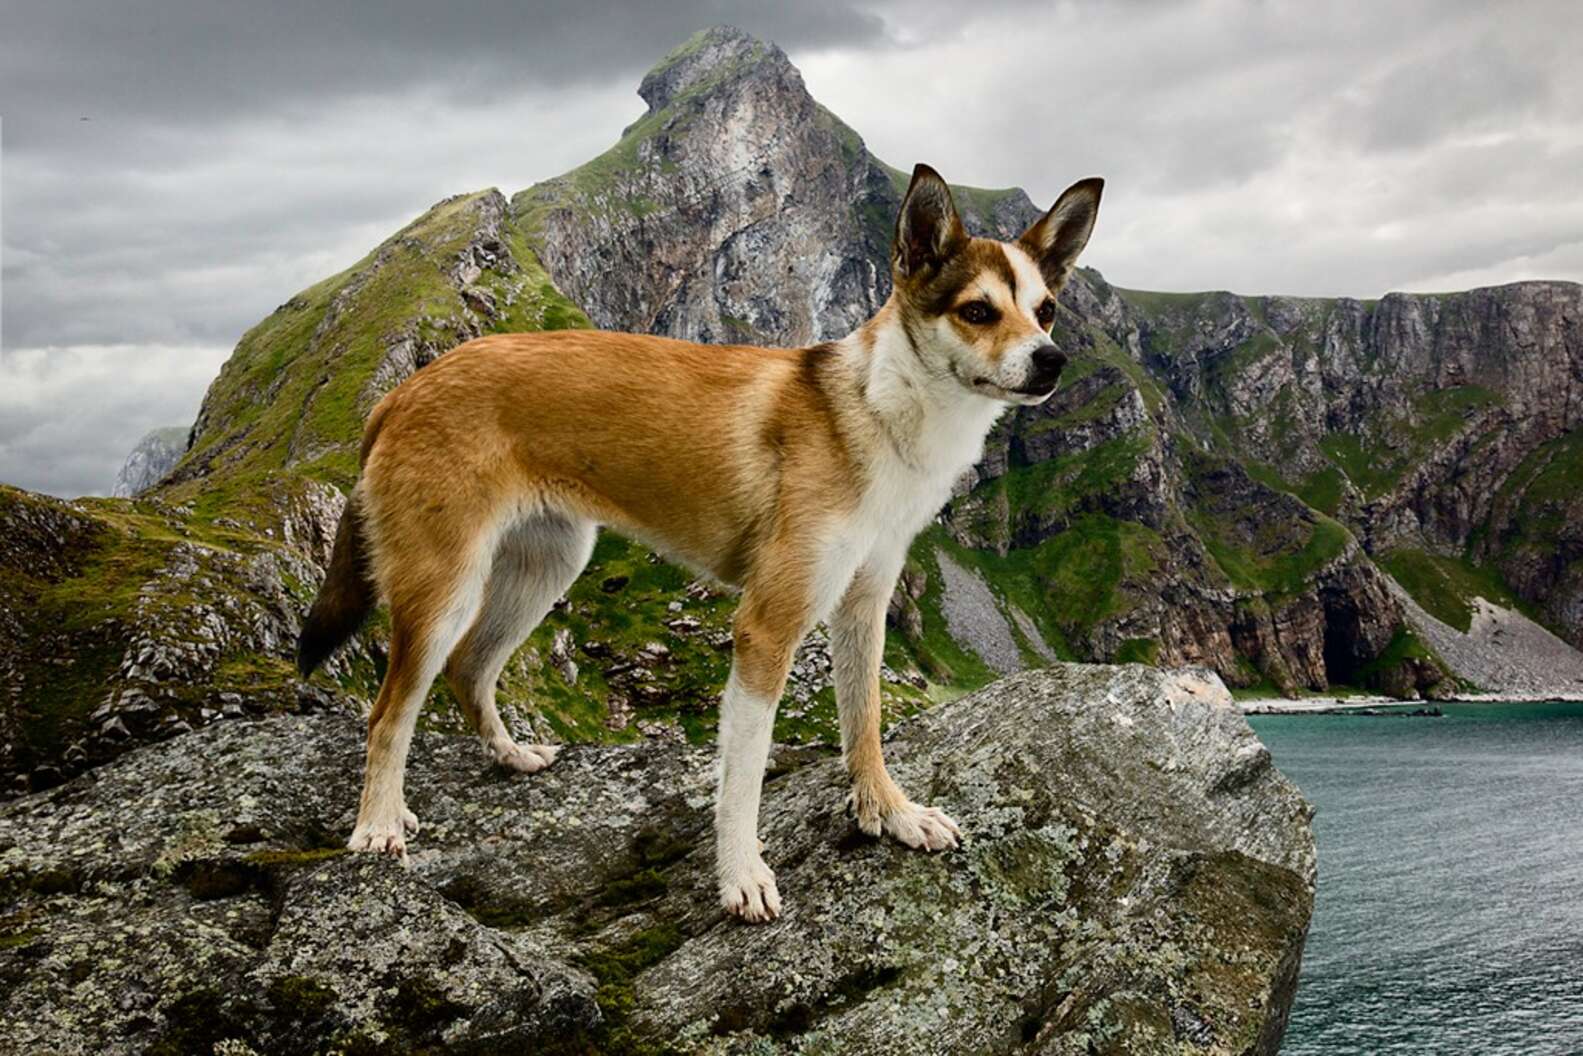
[0,664,1313,1055]
[550,627,578,684]
[110,426,188,498]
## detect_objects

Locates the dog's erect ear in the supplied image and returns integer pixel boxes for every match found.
[894,163,968,277]
[1019,177,1104,290]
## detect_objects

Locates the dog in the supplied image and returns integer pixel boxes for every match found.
[296,163,1102,922]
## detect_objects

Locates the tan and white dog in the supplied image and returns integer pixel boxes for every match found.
[297,164,1102,922]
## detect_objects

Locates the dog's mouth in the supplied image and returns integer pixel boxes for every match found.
[970,376,1057,404]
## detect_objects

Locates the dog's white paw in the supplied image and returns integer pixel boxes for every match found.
[492,741,559,774]
[719,856,781,923]
[401,805,420,835]
[347,818,409,860]
[880,801,962,852]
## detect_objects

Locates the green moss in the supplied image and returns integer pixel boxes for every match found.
[1114,638,1160,665]
[242,847,347,868]
[149,989,243,1056]
[0,928,42,949]
[267,974,337,1020]
[598,867,669,907]
[1175,851,1311,1054]
[577,923,688,1056]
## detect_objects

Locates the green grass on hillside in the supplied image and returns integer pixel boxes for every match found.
[925,514,1163,655]
[1190,507,1352,598]
[1244,462,1345,517]
[902,536,1002,689]
[1318,386,1501,501]
[1496,428,1583,547]
[1112,287,1215,317]
[1378,548,1527,632]
[1000,433,1151,521]
[1024,381,1130,434]
[1357,626,1439,687]
[161,192,589,532]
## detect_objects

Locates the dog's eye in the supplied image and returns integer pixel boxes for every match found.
[1036,299,1056,327]
[958,301,996,325]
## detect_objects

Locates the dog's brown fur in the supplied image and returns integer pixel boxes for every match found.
[299,164,1102,921]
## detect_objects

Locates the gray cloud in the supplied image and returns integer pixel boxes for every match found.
[0,344,228,498]
[2,0,1579,496]
[0,0,886,150]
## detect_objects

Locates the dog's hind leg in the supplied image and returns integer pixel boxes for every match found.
[349,540,490,858]
[445,512,595,772]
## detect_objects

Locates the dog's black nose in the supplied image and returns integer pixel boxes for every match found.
[1029,344,1067,388]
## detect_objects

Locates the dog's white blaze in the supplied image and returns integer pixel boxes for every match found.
[1003,242,1049,313]
[1004,242,1059,391]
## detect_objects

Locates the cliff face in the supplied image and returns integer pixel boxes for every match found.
[0,664,1315,1056]
[1104,280,1583,652]
[3,24,1581,796]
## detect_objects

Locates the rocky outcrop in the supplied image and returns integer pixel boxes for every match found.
[0,483,355,798]
[514,26,1038,348]
[110,426,188,497]
[0,664,1314,1055]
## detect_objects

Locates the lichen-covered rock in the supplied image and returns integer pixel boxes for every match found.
[0,663,1313,1054]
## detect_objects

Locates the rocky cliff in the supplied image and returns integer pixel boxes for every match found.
[0,664,1315,1055]
[2,24,1582,798]
[1103,280,1583,660]
[110,426,189,498]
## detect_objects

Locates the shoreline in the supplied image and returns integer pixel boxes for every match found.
[1240,691,1583,715]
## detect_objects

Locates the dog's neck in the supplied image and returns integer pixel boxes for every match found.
[838,297,1008,481]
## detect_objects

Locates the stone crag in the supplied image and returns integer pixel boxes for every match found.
[110,426,189,498]
[0,664,1314,1055]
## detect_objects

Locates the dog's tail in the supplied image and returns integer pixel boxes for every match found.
[296,490,376,677]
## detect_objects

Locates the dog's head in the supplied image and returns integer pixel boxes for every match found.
[890,164,1103,405]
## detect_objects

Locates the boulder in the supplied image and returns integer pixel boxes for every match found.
[0,663,1313,1055]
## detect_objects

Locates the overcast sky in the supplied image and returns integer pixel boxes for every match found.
[3,0,1579,497]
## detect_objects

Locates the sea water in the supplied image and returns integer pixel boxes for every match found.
[1249,702,1583,1055]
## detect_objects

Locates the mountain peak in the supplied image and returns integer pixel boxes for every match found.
[637,25,792,111]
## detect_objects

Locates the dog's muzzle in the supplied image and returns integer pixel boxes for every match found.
[1016,343,1067,396]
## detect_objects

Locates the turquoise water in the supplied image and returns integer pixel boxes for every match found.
[1249,702,1583,1055]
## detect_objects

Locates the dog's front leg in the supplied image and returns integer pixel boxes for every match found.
[715,584,807,922]
[830,558,961,851]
